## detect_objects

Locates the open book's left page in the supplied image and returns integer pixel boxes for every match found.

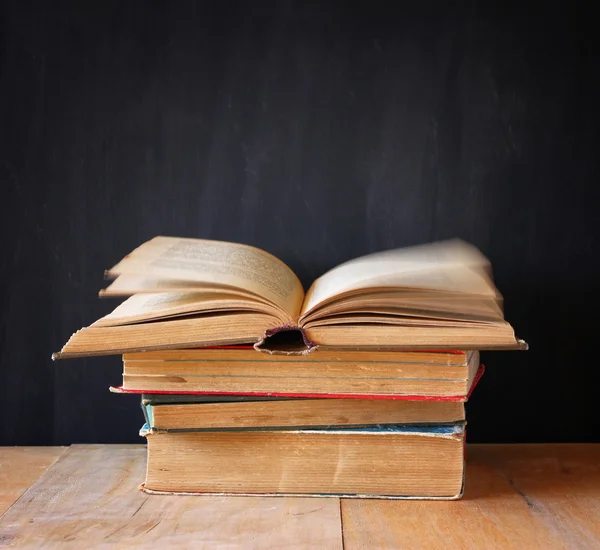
[104,236,305,318]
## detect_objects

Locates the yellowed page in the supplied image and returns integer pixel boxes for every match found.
[101,273,273,305]
[106,237,304,318]
[301,290,503,324]
[302,315,489,328]
[301,239,498,316]
[93,292,289,327]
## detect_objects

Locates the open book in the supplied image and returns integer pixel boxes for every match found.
[53,236,526,358]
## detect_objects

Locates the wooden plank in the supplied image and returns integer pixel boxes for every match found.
[468,444,600,549]
[0,447,66,516]
[0,445,343,549]
[342,444,600,550]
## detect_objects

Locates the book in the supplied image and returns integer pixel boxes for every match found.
[126,346,474,365]
[142,397,466,431]
[119,350,481,397]
[140,424,466,499]
[53,237,527,358]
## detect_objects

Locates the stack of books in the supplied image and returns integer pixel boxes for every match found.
[54,236,526,499]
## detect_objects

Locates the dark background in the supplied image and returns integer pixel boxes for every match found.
[1,1,598,445]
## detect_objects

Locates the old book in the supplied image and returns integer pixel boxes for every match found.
[140,424,466,499]
[142,397,466,431]
[54,236,527,358]
[126,346,473,365]
[119,350,481,397]
[123,348,476,386]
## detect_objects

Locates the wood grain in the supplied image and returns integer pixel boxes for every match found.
[1,445,600,548]
[0,445,343,549]
[0,447,66,516]
[342,444,600,549]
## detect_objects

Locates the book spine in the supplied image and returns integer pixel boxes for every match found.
[254,326,317,355]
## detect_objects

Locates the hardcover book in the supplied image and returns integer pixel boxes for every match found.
[141,397,467,431]
[119,349,481,397]
[53,237,527,358]
[140,423,466,499]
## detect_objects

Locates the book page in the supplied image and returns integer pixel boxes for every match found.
[101,273,274,305]
[301,239,498,316]
[93,292,289,327]
[107,237,304,317]
[302,299,503,325]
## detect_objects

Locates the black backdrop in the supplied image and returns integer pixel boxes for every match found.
[1,1,599,445]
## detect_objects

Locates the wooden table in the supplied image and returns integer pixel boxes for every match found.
[0,445,599,548]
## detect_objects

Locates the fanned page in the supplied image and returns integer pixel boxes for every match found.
[105,237,304,319]
[291,240,526,349]
[102,274,269,299]
[300,239,501,321]
[92,292,291,328]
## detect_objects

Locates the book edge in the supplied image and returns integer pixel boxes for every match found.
[137,483,464,500]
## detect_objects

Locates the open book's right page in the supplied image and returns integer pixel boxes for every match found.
[300,239,500,319]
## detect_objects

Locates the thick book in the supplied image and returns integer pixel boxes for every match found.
[142,397,466,431]
[126,346,474,365]
[53,237,527,358]
[110,363,484,401]
[120,350,481,397]
[140,424,466,499]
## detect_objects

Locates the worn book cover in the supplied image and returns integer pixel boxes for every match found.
[139,424,467,500]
